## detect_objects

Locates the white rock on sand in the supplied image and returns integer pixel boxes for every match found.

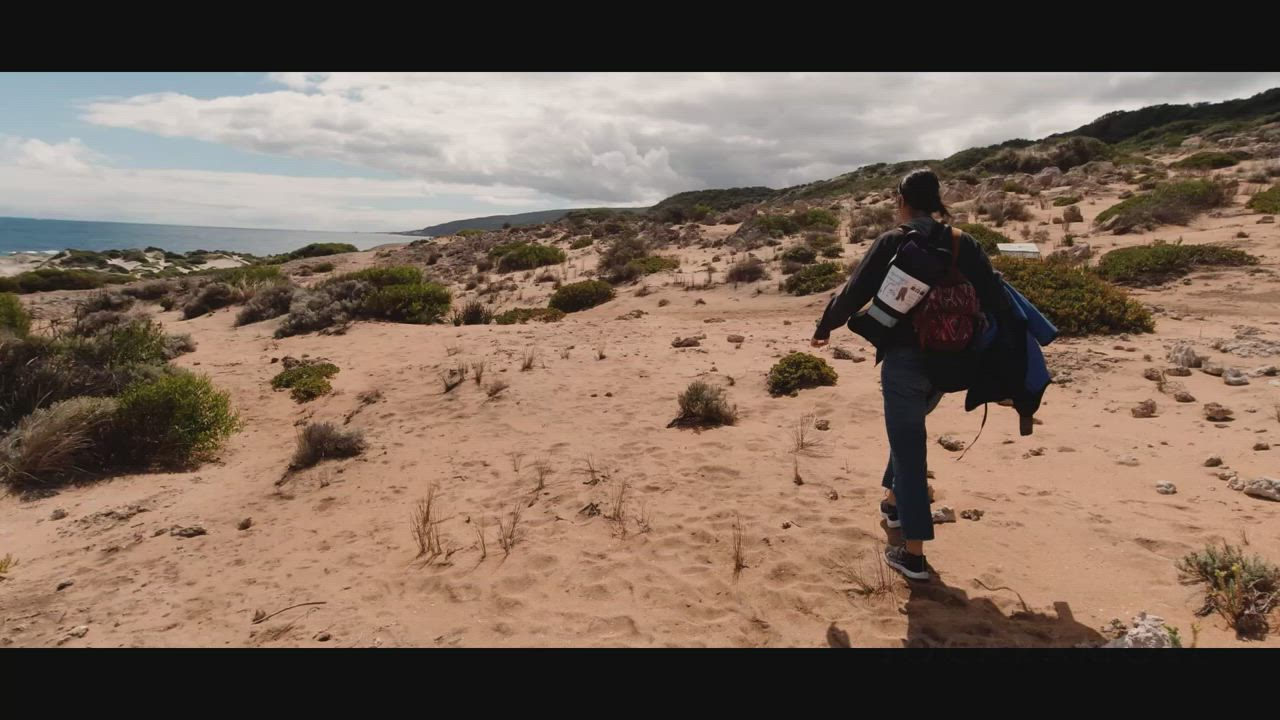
[1103,613,1178,649]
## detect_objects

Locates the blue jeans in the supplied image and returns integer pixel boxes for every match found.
[880,346,944,542]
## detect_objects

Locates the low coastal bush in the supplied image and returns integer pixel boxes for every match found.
[784,262,846,295]
[493,307,565,325]
[548,280,615,313]
[1094,178,1235,233]
[271,361,340,403]
[1096,242,1258,286]
[992,256,1154,336]
[767,353,838,396]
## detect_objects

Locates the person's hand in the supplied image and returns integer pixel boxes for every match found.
[810,337,828,348]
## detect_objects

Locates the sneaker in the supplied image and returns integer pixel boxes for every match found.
[884,545,930,580]
[880,500,900,528]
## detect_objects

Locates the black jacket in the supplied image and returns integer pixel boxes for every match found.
[813,216,1008,360]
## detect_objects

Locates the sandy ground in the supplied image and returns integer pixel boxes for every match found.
[2,178,1279,648]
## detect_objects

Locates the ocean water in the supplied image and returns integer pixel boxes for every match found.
[0,216,407,256]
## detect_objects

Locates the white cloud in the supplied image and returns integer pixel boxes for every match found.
[0,136,101,173]
[0,133,564,231]
[2,72,1276,230]
[81,72,1280,207]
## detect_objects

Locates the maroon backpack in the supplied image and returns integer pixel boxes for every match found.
[911,225,983,352]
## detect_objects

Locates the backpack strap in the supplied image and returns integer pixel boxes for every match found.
[947,224,961,271]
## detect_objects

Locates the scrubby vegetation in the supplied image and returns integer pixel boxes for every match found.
[451,299,495,326]
[0,268,131,294]
[1177,543,1279,639]
[182,282,241,319]
[1094,178,1236,233]
[493,243,566,272]
[274,266,451,337]
[669,381,737,428]
[625,255,680,276]
[271,361,340,403]
[280,242,358,261]
[0,318,176,428]
[235,283,296,326]
[648,187,778,223]
[569,237,593,250]
[111,370,240,469]
[0,294,31,337]
[767,353,838,396]
[362,282,452,324]
[780,245,818,264]
[1171,151,1244,170]
[955,223,1011,255]
[784,262,846,296]
[0,397,118,489]
[1247,185,1280,214]
[992,256,1154,336]
[726,258,768,283]
[549,280,615,313]
[598,236,657,283]
[1052,195,1082,207]
[291,421,367,470]
[1096,241,1259,285]
[493,307,565,325]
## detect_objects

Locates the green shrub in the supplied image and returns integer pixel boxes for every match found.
[624,255,680,276]
[274,280,372,338]
[725,258,768,283]
[113,370,239,468]
[291,421,366,470]
[271,362,339,403]
[821,245,844,258]
[598,236,651,283]
[327,265,422,288]
[163,333,197,359]
[0,319,177,429]
[1177,543,1279,639]
[76,291,135,319]
[1096,242,1259,285]
[767,352,838,396]
[451,299,495,326]
[309,261,335,273]
[955,223,1011,255]
[1094,178,1236,233]
[1002,180,1030,194]
[235,283,296,326]
[182,282,242,319]
[495,243,566,272]
[284,242,357,260]
[795,208,839,231]
[756,214,801,237]
[1052,195,1082,207]
[1246,185,1280,213]
[0,268,130,294]
[457,229,485,238]
[122,280,175,301]
[361,282,452,324]
[784,262,846,296]
[493,307,565,325]
[0,396,118,489]
[780,245,818,264]
[670,381,737,427]
[569,237,594,250]
[201,265,284,286]
[0,293,31,337]
[805,234,840,252]
[548,280,615,313]
[1171,151,1241,170]
[992,256,1154,336]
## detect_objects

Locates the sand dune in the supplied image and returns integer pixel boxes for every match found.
[2,179,1279,648]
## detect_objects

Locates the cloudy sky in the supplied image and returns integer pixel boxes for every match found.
[2,72,1278,232]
